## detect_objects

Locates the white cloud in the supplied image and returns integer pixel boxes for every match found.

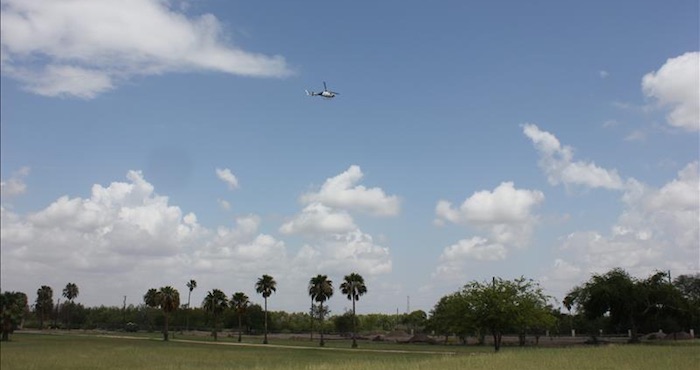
[217,199,231,211]
[540,161,700,302]
[0,169,397,310]
[432,237,507,282]
[433,182,543,282]
[0,0,292,98]
[216,168,239,190]
[599,70,609,79]
[642,51,700,132]
[435,182,544,246]
[0,166,30,197]
[300,165,400,217]
[280,202,356,236]
[307,230,393,276]
[196,216,286,268]
[523,123,625,190]
[442,237,507,261]
[281,167,396,278]
[0,172,293,307]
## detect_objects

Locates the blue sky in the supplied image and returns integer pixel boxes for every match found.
[1,0,698,315]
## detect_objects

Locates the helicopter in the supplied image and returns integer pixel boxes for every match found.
[305,81,339,99]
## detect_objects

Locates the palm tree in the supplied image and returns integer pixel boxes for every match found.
[202,289,228,341]
[340,273,367,348]
[144,288,158,308]
[62,283,79,330]
[230,292,250,342]
[143,288,159,332]
[308,274,333,347]
[255,274,276,344]
[35,286,53,330]
[185,279,197,331]
[154,286,180,341]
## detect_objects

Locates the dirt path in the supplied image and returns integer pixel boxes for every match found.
[85,333,456,355]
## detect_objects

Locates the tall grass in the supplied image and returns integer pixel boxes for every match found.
[1,332,698,370]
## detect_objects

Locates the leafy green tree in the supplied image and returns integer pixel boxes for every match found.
[185,279,197,331]
[255,274,276,344]
[308,274,333,347]
[565,268,688,342]
[403,310,428,333]
[674,273,700,332]
[455,277,551,351]
[202,289,228,341]
[567,268,643,340]
[334,311,355,334]
[340,272,367,348]
[35,286,53,329]
[230,292,249,342]
[62,283,79,330]
[509,279,555,346]
[674,273,700,301]
[1,291,28,341]
[428,293,464,344]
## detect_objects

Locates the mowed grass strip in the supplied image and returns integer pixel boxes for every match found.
[0,333,447,370]
[1,333,699,370]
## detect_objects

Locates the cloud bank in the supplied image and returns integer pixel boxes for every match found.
[0,167,397,309]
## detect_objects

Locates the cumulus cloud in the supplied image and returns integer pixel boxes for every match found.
[194,215,286,270]
[282,166,396,278]
[301,230,392,276]
[0,0,292,98]
[432,182,543,282]
[280,203,356,236]
[523,123,625,190]
[1,166,30,197]
[216,168,239,190]
[441,237,507,262]
[435,182,544,246]
[0,171,292,307]
[432,237,508,282]
[0,169,398,309]
[300,165,400,217]
[642,51,700,131]
[540,161,700,302]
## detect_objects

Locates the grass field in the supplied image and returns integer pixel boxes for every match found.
[1,332,698,370]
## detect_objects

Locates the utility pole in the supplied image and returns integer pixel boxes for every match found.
[122,296,127,329]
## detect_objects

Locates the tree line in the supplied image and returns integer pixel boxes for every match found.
[2,268,698,351]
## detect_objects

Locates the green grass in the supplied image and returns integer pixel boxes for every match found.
[2,332,698,370]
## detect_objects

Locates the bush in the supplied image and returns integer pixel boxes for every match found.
[125,322,138,332]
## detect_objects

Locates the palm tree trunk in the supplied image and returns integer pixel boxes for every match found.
[186,290,192,332]
[238,314,242,342]
[319,303,325,347]
[2,318,11,341]
[263,298,268,344]
[351,297,357,348]
[164,314,169,341]
[310,299,314,341]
